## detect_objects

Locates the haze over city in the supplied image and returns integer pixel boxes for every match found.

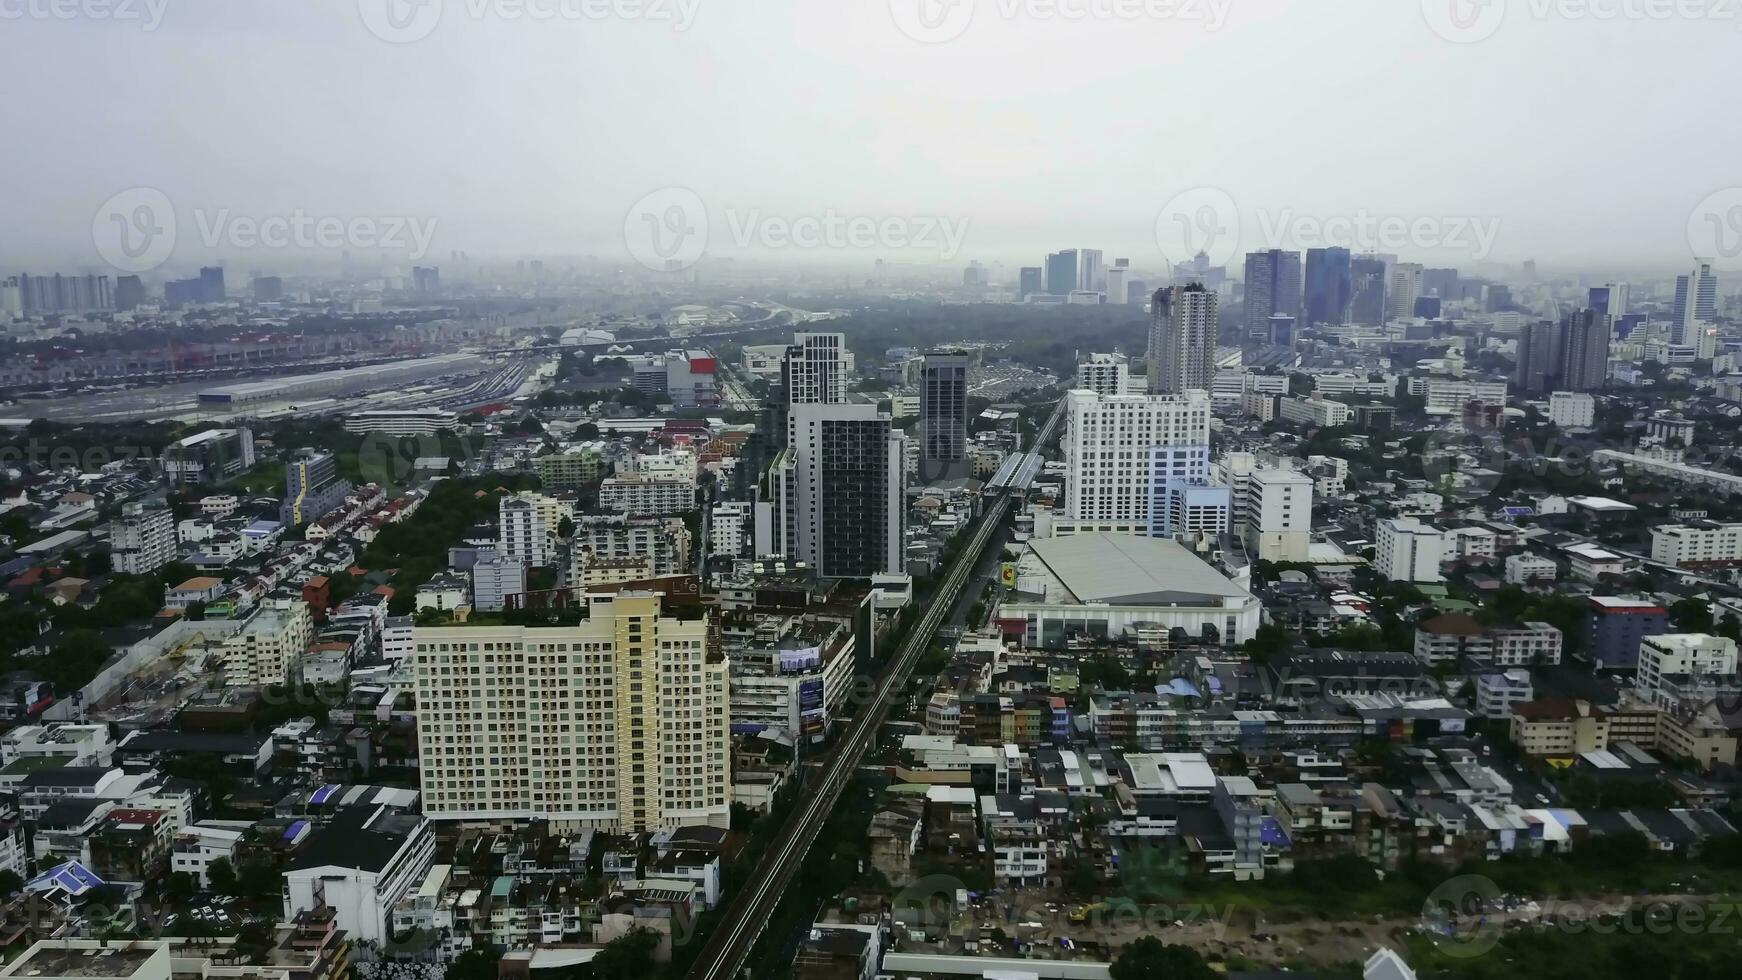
[2,0,1739,274]
[2,5,1742,980]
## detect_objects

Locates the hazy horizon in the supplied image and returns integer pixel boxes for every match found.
[4,0,1739,280]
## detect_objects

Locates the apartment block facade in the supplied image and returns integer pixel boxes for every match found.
[414,592,730,832]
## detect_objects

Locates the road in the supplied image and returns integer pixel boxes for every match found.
[686,397,1064,980]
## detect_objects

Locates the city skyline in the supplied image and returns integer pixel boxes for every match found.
[3,3,1740,274]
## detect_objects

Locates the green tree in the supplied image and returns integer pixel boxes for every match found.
[0,870,23,895]
[207,857,238,894]
[444,947,501,980]
[587,929,661,978]
[1668,597,1714,633]
[1110,937,1217,980]
[163,871,196,906]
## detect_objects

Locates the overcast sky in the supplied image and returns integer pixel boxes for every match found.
[3,0,1737,278]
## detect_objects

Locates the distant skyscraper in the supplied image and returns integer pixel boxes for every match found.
[1484,283,1514,313]
[1420,268,1460,298]
[1387,263,1423,321]
[1243,249,1302,340]
[199,266,226,303]
[1673,261,1718,344]
[783,333,849,406]
[1126,278,1149,307]
[114,275,145,312]
[919,351,970,482]
[1106,266,1128,306]
[1588,282,1629,321]
[1560,308,1610,392]
[16,273,112,314]
[1516,308,1609,394]
[253,276,285,302]
[412,266,441,296]
[1046,250,1079,296]
[1349,257,1388,326]
[1077,249,1105,293]
[1515,319,1564,395]
[1018,267,1043,299]
[1148,283,1218,395]
[1303,247,1352,330]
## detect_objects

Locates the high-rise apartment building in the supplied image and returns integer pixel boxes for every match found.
[1147,283,1217,395]
[1376,518,1446,583]
[772,404,905,578]
[16,273,113,314]
[783,333,849,407]
[282,449,355,525]
[1560,308,1610,392]
[413,591,731,832]
[1063,389,1224,537]
[1243,249,1302,340]
[920,351,970,482]
[1516,308,1608,394]
[500,493,576,568]
[1303,247,1352,330]
[110,501,176,575]
[1075,352,1130,396]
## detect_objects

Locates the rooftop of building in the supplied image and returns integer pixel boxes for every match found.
[1020,534,1249,606]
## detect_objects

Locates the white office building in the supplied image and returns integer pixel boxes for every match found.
[1547,391,1595,429]
[109,502,176,575]
[1635,634,1739,711]
[1650,522,1742,568]
[283,805,435,944]
[710,501,752,559]
[1063,388,1217,536]
[471,556,527,612]
[1376,518,1445,583]
[1246,469,1313,562]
